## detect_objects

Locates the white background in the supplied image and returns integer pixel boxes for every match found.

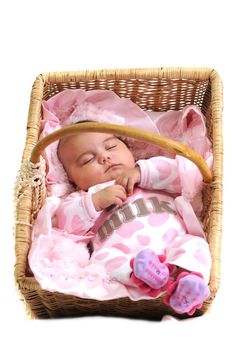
[0,0,231,348]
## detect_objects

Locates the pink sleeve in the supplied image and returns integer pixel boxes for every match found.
[136,157,182,194]
[55,190,101,235]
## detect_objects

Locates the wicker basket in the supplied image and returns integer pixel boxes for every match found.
[14,67,223,319]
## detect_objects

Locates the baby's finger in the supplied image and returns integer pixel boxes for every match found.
[114,197,124,207]
[117,188,127,201]
[114,183,127,193]
[114,175,121,184]
[127,178,135,195]
[115,176,124,186]
[122,178,129,191]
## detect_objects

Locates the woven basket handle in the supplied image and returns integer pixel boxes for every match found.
[30,122,212,183]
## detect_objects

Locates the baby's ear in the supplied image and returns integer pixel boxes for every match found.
[66,174,77,188]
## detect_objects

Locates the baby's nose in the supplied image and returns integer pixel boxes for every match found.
[99,152,111,164]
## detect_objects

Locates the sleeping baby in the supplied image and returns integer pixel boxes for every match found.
[55,127,211,315]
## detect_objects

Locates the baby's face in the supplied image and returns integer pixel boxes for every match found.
[58,132,135,190]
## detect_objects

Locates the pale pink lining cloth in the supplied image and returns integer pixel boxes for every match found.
[28,89,212,301]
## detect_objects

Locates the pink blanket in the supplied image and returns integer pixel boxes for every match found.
[28,89,212,301]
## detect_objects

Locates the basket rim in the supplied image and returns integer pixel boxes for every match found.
[14,66,223,316]
[40,66,219,84]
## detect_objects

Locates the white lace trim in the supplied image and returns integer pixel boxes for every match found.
[14,158,46,226]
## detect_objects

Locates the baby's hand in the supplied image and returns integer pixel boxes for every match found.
[115,166,141,195]
[92,185,127,211]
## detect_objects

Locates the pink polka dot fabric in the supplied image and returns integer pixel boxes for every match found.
[90,187,211,287]
[31,167,212,301]
[28,90,213,302]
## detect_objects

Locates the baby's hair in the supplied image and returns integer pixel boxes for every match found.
[57,120,93,161]
[57,121,94,188]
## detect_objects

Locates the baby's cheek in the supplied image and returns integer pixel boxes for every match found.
[78,170,98,190]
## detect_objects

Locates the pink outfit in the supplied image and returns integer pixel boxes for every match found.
[55,156,211,290]
[28,89,213,303]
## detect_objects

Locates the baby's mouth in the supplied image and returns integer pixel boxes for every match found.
[105,164,121,173]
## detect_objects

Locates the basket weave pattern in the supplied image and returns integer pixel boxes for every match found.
[14,67,223,319]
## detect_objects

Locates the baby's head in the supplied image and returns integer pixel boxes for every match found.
[57,131,135,191]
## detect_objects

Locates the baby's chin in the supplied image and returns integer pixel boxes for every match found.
[85,166,131,189]
[104,166,125,181]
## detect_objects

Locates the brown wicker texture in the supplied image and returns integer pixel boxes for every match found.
[14,67,223,319]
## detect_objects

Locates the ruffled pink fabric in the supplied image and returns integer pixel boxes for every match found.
[40,89,211,198]
[28,89,213,301]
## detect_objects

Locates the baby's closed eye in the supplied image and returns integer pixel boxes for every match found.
[106,144,117,150]
[82,155,95,165]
